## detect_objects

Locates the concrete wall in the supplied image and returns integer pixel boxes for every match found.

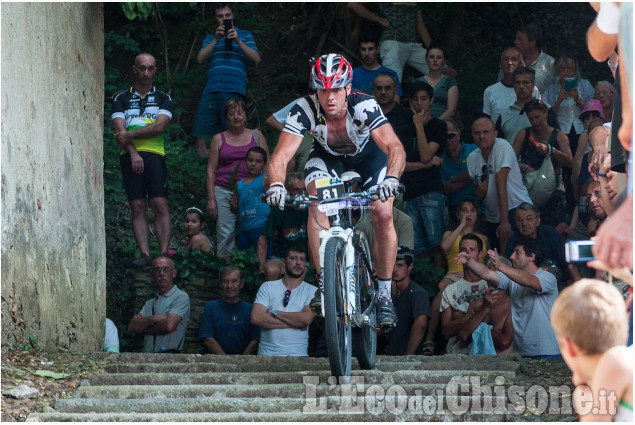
[1,3,105,350]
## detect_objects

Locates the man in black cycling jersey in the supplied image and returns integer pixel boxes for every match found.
[264,53,406,328]
[112,53,173,267]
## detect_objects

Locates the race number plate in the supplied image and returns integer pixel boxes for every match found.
[316,177,344,215]
[316,177,344,201]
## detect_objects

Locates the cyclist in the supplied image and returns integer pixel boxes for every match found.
[264,53,406,328]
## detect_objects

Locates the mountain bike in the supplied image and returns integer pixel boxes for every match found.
[285,172,399,384]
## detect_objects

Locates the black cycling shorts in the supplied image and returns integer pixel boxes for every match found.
[120,151,168,201]
[304,138,388,190]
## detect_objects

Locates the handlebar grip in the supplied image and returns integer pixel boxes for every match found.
[261,192,294,204]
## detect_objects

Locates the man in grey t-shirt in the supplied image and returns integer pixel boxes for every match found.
[128,256,190,353]
[456,238,560,359]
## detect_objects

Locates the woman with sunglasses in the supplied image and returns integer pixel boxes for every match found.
[513,99,573,227]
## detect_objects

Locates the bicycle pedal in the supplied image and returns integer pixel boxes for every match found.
[351,313,369,327]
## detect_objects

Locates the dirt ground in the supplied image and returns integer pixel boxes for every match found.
[1,348,105,422]
[1,348,576,422]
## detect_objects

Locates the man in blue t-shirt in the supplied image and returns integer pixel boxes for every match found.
[199,266,260,355]
[352,36,403,102]
[192,3,260,157]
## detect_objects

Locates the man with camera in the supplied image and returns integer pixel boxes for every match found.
[192,3,260,157]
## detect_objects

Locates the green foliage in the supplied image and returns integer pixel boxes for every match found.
[121,2,156,21]
[28,333,40,350]
[410,258,445,298]
[34,370,70,380]
[170,248,226,288]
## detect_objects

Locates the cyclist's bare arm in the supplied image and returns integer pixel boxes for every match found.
[265,131,303,187]
[369,124,406,179]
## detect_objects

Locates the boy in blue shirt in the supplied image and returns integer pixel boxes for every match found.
[231,147,270,253]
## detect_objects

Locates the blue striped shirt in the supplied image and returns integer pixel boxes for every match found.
[201,27,258,95]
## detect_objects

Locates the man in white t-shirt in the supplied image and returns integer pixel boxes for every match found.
[251,244,316,356]
[440,234,489,353]
[456,238,560,359]
[466,116,532,251]
[483,47,541,124]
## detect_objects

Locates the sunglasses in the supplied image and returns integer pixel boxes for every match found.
[283,289,291,307]
[480,164,488,183]
[446,132,458,139]
[522,98,548,114]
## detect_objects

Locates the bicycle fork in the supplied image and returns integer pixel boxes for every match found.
[318,227,356,319]
[318,227,371,326]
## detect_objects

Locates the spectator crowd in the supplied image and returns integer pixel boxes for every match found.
[109,3,632,420]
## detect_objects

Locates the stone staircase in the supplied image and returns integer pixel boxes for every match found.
[27,353,524,421]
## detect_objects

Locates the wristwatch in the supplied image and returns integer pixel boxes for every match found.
[271,309,278,318]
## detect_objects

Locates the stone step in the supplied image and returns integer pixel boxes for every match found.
[73,381,516,399]
[27,353,522,422]
[54,394,513,415]
[103,358,520,374]
[85,369,516,386]
[94,351,522,364]
[26,409,507,422]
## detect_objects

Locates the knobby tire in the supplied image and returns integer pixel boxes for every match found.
[323,237,352,384]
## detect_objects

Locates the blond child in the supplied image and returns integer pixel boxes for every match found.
[551,279,632,421]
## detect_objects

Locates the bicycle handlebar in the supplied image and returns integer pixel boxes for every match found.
[283,184,404,207]
[261,184,404,208]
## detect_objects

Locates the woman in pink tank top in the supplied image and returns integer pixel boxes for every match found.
[206,98,269,260]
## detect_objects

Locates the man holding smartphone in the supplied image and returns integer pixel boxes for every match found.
[192,3,260,158]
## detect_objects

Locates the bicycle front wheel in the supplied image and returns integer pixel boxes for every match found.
[323,237,352,384]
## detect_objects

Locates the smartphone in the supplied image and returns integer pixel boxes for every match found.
[565,240,595,262]
[223,19,233,51]
[564,77,577,92]
[223,19,233,34]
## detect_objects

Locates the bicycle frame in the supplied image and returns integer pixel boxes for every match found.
[315,179,377,328]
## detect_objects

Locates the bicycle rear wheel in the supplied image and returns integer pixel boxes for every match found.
[323,237,352,384]
[352,230,377,370]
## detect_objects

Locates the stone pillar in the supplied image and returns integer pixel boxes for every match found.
[1,3,106,350]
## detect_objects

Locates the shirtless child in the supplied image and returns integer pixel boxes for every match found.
[551,279,632,422]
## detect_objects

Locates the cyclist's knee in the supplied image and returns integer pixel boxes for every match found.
[370,202,393,226]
